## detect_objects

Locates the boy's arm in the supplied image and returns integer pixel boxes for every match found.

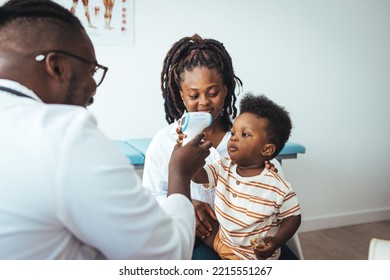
[192,168,209,184]
[273,215,301,247]
[253,215,301,260]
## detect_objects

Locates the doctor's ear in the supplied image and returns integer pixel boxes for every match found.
[41,53,64,81]
[262,144,276,157]
[53,66,61,74]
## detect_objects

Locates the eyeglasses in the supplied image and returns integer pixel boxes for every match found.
[35,50,108,87]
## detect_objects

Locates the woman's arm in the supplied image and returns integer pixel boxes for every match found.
[142,126,174,203]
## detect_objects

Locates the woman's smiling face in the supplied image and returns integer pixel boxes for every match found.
[180,66,227,122]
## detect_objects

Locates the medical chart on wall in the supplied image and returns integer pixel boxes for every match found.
[1,0,134,46]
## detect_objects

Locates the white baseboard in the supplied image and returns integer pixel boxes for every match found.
[298,207,390,232]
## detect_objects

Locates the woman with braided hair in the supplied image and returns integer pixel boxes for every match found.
[143,34,285,259]
[160,34,240,134]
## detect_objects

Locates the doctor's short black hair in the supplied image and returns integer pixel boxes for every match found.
[239,93,292,157]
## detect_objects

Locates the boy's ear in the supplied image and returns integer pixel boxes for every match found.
[262,144,276,157]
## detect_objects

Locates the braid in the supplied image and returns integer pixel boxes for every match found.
[0,0,83,29]
[161,34,242,131]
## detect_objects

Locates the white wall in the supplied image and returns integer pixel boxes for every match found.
[89,0,390,232]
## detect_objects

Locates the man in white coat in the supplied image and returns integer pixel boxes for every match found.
[0,0,211,259]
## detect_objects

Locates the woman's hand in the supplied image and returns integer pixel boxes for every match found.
[176,122,187,146]
[192,199,217,238]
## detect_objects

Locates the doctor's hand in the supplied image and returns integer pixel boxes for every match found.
[168,133,212,199]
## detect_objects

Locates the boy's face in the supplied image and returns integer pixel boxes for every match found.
[228,112,271,167]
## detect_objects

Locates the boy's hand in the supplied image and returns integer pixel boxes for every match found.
[252,236,280,260]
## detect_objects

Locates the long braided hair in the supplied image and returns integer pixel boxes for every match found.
[161,34,242,132]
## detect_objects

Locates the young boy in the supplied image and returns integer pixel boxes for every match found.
[191,93,301,260]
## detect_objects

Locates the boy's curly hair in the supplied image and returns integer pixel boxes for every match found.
[239,93,292,157]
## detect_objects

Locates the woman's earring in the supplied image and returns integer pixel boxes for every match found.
[220,108,225,116]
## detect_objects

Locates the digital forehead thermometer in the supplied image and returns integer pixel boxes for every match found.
[179,112,212,145]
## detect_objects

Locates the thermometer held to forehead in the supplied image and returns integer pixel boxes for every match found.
[179,112,212,145]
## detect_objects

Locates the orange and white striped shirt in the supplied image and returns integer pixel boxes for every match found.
[203,157,301,260]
